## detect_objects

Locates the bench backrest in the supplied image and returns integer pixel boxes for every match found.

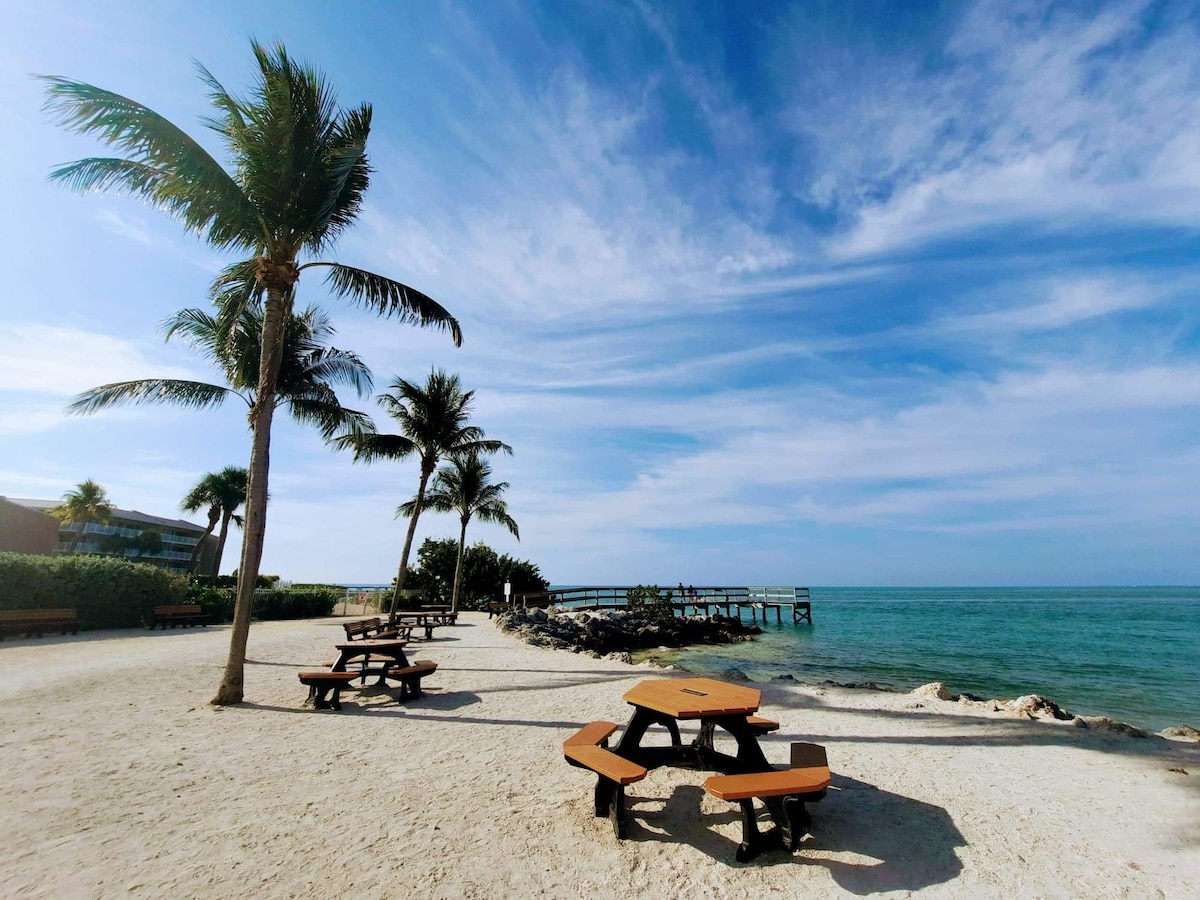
[343,618,382,639]
[153,605,202,615]
[0,608,77,622]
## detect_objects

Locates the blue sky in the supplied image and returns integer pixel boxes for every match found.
[2,1,1198,585]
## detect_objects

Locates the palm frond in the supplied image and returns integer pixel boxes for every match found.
[305,263,462,346]
[39,76,262,248]
[67,379,237,415]
[331,431,416,463]
[299,347,373,398]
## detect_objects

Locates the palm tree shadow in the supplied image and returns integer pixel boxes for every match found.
[627,775,965,892]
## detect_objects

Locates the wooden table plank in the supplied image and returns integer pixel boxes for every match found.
[622,677,761,718]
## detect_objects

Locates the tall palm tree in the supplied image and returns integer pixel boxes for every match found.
[335,370,511,616]
[180,467,249,575]
[51,480,115,552]
[42,42,461,704]
[401,453,519,614]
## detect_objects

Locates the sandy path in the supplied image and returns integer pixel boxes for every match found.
[1,614,1197,898]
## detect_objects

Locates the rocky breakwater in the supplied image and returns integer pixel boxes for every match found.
[495,607,761,655]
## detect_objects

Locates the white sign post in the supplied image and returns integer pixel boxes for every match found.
[504,581,512,608]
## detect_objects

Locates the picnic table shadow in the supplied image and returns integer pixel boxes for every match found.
[628,774,964,893]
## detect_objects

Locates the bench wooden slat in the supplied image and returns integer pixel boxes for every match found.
[564,721,619,747]
[746,716,779,732]
[703,766,830,801]
[387,661,438,677]
[0,609,77,623]
[564,745,648,785]
[298,671,360,683]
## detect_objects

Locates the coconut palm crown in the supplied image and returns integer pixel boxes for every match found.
[335,370,512,616]
[41,41,461,705]
[51,479,115,552]
[400,452,518,614]
[68,305,375,440]
[180,466,249,576]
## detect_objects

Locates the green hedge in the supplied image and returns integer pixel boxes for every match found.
[0,555,340,629]
[0,553,188,629]
[252,588,339,620]
[184,586,339,624]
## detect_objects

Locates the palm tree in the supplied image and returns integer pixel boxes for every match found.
[335,370,511,616]
[51,480,115,552]
[70,304,376,442]
[42,42,461,704]
[402,453,519,614]
[180,467,249,575]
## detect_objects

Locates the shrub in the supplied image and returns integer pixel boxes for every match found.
[252,587,339,620]
[625,584,676,622]
[0,552,188,629]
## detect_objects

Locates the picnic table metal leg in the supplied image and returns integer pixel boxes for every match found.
[592,777,628,839]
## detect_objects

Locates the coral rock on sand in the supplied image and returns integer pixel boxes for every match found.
[1000,694,1073,721]
[911,682,954,701]
[1072,716,1151,739]
[1159,725,1200,742]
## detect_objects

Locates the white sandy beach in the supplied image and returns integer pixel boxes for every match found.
[1,613,1197,899]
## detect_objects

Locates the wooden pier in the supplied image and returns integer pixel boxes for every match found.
[511,585,813,624]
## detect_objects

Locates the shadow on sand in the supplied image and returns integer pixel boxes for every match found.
[629,774,964,893]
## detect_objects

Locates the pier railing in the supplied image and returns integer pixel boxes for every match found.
[511,585,812,624]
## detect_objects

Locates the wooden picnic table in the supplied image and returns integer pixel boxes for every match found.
[615,677,771,774]
[331,639,411,685]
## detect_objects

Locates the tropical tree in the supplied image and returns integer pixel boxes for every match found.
[51,479,115,551]
[70,305,376,441]
[400,453,518,614]
[179,466,249,575]
[335,370,510,616]
[42,42,461,704]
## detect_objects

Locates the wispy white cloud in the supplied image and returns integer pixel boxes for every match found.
[784,0,1200,258]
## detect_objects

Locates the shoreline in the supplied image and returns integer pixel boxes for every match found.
[0,614,1197,897]
[490,609,1197,740]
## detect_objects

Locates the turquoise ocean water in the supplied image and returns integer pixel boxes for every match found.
[563,587,1200,732]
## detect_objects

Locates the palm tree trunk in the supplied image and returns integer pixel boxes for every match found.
[389,466,432,617]
[191,508,220,573]
[450,517,468,615]
[212,284,290,706]
[212,509,234,576]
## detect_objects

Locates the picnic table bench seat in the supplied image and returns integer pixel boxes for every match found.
[0,608,79,639]
[563,721,648,838]
[298,670,360,710]
[746,716,779,734]
[381,660,438,700]
[147,604,207,630]
[703,743,831,862]
[390,612,452,640]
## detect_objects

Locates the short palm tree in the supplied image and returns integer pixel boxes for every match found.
[69,304,376,440]
[180,466,249,576]
[52,480,115,552]
[401,453,519,614]
[42,42,461,704]
[335,370,511,616]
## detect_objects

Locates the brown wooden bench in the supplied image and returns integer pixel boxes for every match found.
[0,608,79,639]
[381,660,438,700]
[342,617,400,641]
[298,670,360,710]
[563,721,648,838]
[147,604,207,629]
[703,743,831,861]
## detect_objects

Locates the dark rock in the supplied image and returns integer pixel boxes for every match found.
[722,667,751,682]
[772,674,795,681]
